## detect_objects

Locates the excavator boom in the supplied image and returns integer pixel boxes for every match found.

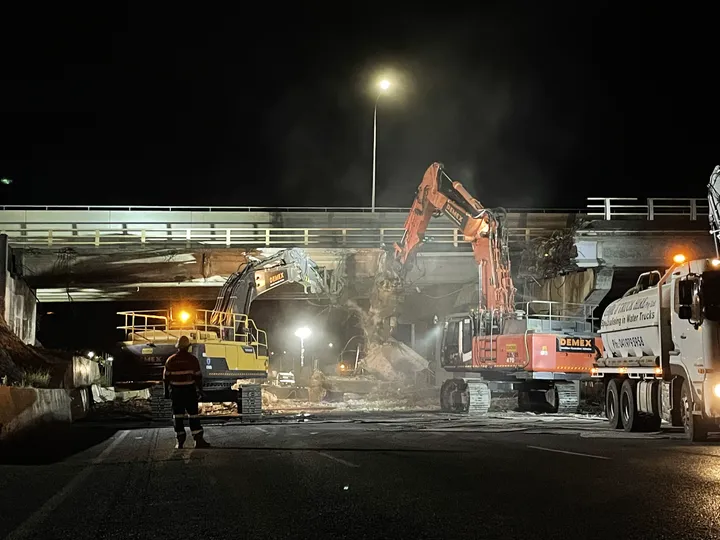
[211,248,327,325]
[393,162,515,315]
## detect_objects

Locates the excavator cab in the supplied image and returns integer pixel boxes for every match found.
[440,314,474,369]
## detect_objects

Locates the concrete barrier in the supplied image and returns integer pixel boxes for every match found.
[0,386,72,440]
[66,356,101,389]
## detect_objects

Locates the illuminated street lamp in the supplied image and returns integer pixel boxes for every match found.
[372,79,391,213]
[294,326,311,368]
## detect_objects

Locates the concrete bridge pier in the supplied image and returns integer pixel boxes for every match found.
[0,234,37,344]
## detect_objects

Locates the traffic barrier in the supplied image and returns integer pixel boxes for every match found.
[0,386,72,440]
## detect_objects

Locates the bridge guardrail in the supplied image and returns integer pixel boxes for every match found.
[0,225,552,248]
[0,204,580,213]
[586,197,708,220]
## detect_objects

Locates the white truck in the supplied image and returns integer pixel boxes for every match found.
[594,256,720,440]
[594,166,720,441]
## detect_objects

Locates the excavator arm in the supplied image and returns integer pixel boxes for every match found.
[211,248,327,325]
[708,165,720,257]
[393,162,516,315]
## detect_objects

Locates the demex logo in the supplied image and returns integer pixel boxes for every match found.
[268,272,286,286]
[556,337,594,353]
[443,202,465,227]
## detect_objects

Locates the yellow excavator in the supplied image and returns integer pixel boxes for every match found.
[115,248,330,418]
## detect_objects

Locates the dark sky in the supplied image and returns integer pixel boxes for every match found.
[1,3,718,210]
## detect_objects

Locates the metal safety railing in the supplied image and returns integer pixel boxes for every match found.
[0,204,579,213]
[0,225,554,248]
[118,309,268,354]
[586,197,709,220]
[518,301,598,325]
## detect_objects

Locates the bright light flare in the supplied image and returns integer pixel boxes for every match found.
[712,259,720,267]
[378,79,391,91]
[178,310,191,323]
[87,351,95,359]
[673,254,686,264]
[294,326,311,340]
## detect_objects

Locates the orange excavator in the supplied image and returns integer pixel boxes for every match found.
[392,162,598,413]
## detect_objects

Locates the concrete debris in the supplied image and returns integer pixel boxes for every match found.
[91,399,151,416]
[200,402,237,415]
[91,385,150,403]
[308,370,331,402]
[345,251,429,385]
[360,339,429,383]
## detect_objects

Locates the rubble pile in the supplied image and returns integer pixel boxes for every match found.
[199,402,237,415]
[92,399,151,417]
[347,251,430,384]
[360,340,428,383]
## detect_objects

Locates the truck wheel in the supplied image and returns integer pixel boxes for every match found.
[670,378,684,427]
[640,381,662,432]
[606,378,623,429]
[620,379,641,432]
[681,380,709,442]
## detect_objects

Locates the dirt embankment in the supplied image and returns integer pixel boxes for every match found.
[0,315,73,387]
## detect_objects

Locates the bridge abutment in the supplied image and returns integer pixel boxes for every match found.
[0,234,37,344]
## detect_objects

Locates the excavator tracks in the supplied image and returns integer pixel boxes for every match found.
[441,378,580,416]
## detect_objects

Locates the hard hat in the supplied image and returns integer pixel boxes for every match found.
[176,335,191,349]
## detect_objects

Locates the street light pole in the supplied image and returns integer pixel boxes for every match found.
[294,326,311,368]
[299,336,305,368]
[372,98,378,213]
[371,79,391,213]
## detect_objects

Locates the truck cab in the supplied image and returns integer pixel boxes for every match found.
[671,259,720,430]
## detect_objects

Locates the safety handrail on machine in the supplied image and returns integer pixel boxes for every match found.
[117,309,268,353]
[516,300,598,325]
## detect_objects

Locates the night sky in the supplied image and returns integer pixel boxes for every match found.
[2,3,718,210]
[2,4,719,352]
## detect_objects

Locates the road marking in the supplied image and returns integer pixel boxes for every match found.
[527,445,611,460]
[92,430,129,464]
[6,430,129,540]
[315,452,360,468]
[254,426,269,434]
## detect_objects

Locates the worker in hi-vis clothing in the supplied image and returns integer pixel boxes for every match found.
[163,335,211,448]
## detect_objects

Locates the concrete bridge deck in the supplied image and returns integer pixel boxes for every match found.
[0,197,711,304]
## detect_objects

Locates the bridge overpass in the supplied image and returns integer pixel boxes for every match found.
[0,197,712,343]
[0,196,712,273]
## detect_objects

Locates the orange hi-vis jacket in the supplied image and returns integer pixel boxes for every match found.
[163,350,203,387]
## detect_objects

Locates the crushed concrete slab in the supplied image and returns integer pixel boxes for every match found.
[360,339,429,383]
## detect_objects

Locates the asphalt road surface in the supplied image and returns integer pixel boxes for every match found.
[2,412,720,539]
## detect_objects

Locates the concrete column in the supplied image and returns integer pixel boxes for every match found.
[0,234,7,321]
[0,234,37,344]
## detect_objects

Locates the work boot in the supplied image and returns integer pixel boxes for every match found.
[175,432,187,449]
[193,432,211,448]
